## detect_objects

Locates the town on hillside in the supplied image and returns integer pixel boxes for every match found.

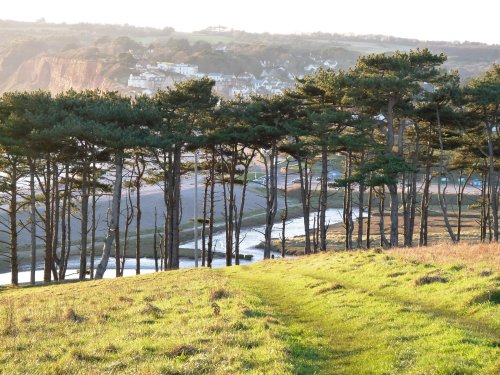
[127,56,337,97]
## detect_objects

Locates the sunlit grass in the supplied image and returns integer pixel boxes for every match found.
[0,270,291,374]
[226,247,499,374]
[1,244,499,374]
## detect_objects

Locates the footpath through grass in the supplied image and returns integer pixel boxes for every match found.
[0,245,498,374]
[226,246,499,374]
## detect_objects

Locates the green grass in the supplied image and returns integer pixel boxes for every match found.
[0,270,291,374]
[1,246,499,374]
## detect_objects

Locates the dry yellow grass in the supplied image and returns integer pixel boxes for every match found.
[393,242,500,272]
[276,209,488,256]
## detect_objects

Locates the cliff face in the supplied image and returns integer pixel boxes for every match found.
[0,54,126,93]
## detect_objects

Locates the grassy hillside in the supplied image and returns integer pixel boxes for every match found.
[0,244,498,374]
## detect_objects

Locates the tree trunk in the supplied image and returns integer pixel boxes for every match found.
[436,104,457,243]
[263,146,279,258]
[378,187,389,247]
[312,213,318,253]
[387,183,399,247]
[30,159,37,285]
[95,151,123,279]
[80,168,89,280]
[281,161,290,257]
[135,154,145,274]
[173,147,182,268]
[90,162,97,279]
[457,170,464,243]
[456,168,474,242]
[234,149,255,266]
[160,232,165,271]
[134,154,145,273]
[357,151,365,248]
[201,174,209,267]
[407,169,418,247]
[366,185,373,248]
[43,157,52,283]
[160,151,169,271]
[222,148,235,267]
[153,207,159,272]
[385,99,399,248]
[165,150,172,270]
[480,164,488,242]
[486,124,498,241]
[59,164,68,280]
[51,163,60,281]
[121,189,134,276]
[207,147,216,267]
[166,146,181,270]
[406,130,420,247]
[114,176,122,277]
[9,161,18,286]
[298,157,312,255]
[136,189,142,275]
[419,157,432,246]
[343,152,353,250]
[221,165,231,266]
[62,179,73,279]
[319,144,328,251]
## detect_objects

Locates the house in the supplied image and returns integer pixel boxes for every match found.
[230,86,252,98]
[207,73,224,82]
[157,62,199,76]
[128,74,148,89]
[128,72,172,90]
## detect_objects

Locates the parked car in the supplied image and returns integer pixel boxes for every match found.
[471,178,487,187]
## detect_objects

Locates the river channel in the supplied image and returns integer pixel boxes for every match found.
[0,208,343,285]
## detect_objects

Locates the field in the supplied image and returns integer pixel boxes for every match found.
[0,243,498,374]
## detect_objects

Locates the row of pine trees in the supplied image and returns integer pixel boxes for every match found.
[0,49,498,285]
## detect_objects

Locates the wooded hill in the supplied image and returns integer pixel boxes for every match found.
[0,19,499,94]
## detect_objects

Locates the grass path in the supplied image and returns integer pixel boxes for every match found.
[225,251,499,374]
[1,247,498,374]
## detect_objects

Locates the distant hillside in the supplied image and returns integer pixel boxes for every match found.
[0,243,498,373]
[0,19,498,94]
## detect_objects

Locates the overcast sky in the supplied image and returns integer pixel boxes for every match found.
[1,0,498,44]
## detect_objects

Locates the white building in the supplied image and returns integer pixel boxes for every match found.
[230,86,252,97]
[206,73,224,82]
[128,74,148,89]
[157,62,199,76]
[128,72,171,90]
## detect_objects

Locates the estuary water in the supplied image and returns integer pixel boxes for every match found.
[0,208,343,285]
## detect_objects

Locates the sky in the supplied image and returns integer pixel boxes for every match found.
[1,0,499,44]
